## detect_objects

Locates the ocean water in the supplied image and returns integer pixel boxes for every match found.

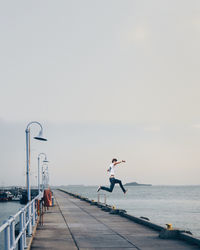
[61,185,200,238]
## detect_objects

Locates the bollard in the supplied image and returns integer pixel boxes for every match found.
[166,224,173,230]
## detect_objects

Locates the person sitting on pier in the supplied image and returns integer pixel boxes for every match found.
[97,158,127,194]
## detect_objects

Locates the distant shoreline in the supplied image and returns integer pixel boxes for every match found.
[124,182,152,187]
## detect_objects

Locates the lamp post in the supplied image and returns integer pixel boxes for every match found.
[42,163,49,190]
[37,153,48,194]
[25,121,47,235]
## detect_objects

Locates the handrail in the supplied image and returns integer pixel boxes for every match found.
[97,193,107,204]
[0,192,43,250]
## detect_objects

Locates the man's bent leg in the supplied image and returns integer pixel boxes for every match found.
[114,178,126,193]
[100,186,112,192]
[100,179,115,192]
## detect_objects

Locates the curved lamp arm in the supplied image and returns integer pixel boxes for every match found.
[26,121,42,132]
[26,121,47,141]
[38,152,48,161]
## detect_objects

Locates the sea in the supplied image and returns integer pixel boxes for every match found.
[0,185,200,248]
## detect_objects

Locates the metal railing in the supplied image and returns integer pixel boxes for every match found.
[0,192,43,250]
[97,193,107,204]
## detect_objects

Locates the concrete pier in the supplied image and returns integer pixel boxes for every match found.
[31,190,199,249]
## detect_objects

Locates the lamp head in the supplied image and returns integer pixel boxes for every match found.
[34,130,47,141]
[43,158,49,163]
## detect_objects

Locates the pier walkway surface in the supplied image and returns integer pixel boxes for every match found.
[31,190,199,250]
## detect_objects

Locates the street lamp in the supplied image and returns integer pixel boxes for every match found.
[26,121,47,202]
[25,121,47,235]
[37,153,48,194]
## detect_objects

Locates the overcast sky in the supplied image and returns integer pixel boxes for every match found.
[0,0,200,186]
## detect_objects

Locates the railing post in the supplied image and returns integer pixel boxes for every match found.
[104,194,106,204]
[19,212,24,250]
[4,222,10,250]
[9,216,15,249]
[27,204,32,236]
[97,194,106,204]
[32,201,35,226]
[23,210,27,248]
[35,199,38,220]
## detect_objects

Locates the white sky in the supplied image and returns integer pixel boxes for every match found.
[0,0,200,186]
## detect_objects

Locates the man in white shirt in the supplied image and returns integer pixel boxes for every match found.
[97,158,127,194]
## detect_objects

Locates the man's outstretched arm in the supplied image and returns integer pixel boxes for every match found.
[114,160,126,166]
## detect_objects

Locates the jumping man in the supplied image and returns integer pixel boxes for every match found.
[97,158,127,194]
